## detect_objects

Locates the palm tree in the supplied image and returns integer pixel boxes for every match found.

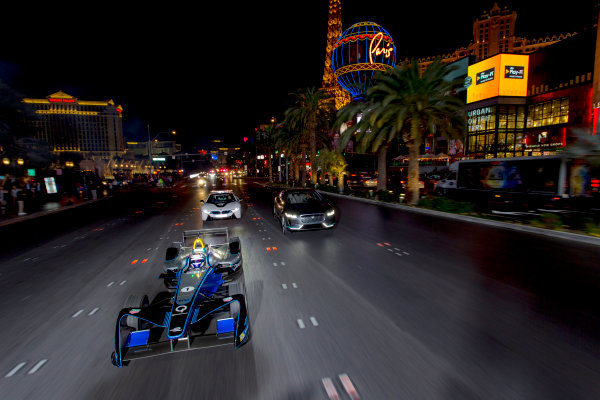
[257,124,279,183]
[340,59,466,205]
[273,127,308,186]
[336,101,396,193]
[283,87,337,185]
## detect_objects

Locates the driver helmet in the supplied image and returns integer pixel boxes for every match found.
[190,253,206,269]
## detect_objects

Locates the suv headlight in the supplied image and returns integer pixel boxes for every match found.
[284,212,298,219]
[326,209,335,217]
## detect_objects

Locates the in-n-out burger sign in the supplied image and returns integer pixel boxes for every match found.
[369,32,394,64]
[476,68,495,84]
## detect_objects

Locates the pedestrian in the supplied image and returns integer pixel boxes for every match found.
[89,180,98,200]
[10,184,19,216]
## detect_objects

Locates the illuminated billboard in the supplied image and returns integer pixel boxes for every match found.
[466,54,529,103]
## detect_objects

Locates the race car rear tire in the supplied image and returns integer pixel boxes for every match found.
[123,295,150,330]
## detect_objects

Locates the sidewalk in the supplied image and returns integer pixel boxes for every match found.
[318,189,600,247]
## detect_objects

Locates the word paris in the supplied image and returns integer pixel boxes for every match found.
[369,32,394,64]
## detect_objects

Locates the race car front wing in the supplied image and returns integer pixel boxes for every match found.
[111,293,250,367]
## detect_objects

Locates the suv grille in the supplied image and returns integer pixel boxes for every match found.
[300,213,325,224]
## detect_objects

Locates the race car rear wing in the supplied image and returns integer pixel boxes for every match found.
[111,293,250,367]
[182,228,229,247]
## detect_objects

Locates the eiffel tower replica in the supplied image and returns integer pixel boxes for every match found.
[321,0,351,110]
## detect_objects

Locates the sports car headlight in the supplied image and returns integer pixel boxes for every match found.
[285,212,298,219]
[202,209,210,214]
[326,209,335,217]
[231,207,240,212]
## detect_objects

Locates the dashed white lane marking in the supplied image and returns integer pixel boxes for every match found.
[322,377,340,400]
[72,310,84,318]
[120,280,127,286]
[394,247,400,251]
[338,373,360,400]
[107,282,115,287]
[281,262,286,266]
[387,248,393,252]
[5,362,26,378]
[395,253,402,256]
[53,244,67,248]
[282,284,288,290]
[88,308,100,316]
[310,317,319,326]
[273,263,278,267]
[27,359,48,375]
[297,319,305,329]
[292,283,298,288]
[403,251,410,255]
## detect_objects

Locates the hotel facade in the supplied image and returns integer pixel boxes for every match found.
[22,90,125,160]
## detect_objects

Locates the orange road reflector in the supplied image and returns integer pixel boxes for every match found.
[131,260,138,265]
[266,247,271,251]
[384,242,391,246]
[141,259,148,263]
[273,247,277,251]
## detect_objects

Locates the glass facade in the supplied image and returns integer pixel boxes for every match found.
[467,99,569,158]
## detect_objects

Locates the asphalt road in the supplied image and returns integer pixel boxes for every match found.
[0,178,599,399]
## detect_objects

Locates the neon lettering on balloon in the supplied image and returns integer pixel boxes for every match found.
[369,32,394,64]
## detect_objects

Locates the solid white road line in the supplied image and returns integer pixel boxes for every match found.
[338,373,360,400]
[321,377,340,400]
[27,359,47,375]
[297,319,305,329]
[5,362,26,378]
[310,317,319,326]
[72,310,84,318]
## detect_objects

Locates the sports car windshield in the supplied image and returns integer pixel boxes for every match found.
[207,194,236,204]
[286,191,322,204]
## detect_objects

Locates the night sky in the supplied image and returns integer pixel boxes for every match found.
[0,1,598,151]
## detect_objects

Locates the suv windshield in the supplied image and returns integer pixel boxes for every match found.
[207,193,235,204]
[286,191,321,204]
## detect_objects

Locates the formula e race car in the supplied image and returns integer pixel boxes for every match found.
[111,228,250,367]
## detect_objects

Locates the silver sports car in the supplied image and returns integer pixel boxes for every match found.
[201,190,242,221]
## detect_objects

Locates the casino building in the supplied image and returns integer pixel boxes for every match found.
[464,25,596,159]
[22,90,125,160]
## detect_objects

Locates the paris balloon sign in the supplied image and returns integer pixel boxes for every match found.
[332,21,396,102]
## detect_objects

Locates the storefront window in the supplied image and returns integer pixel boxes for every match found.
[527,97,569,128]
[467,105,525,158]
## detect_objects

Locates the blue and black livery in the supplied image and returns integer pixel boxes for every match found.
[111,228,250,367]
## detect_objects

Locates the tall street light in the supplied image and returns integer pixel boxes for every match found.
[147,125,176,176]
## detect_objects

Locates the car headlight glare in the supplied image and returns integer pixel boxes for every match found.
[285,212,298,219]
[231,207,240,212]
[326,209,335,217]
[202,209,210,214]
